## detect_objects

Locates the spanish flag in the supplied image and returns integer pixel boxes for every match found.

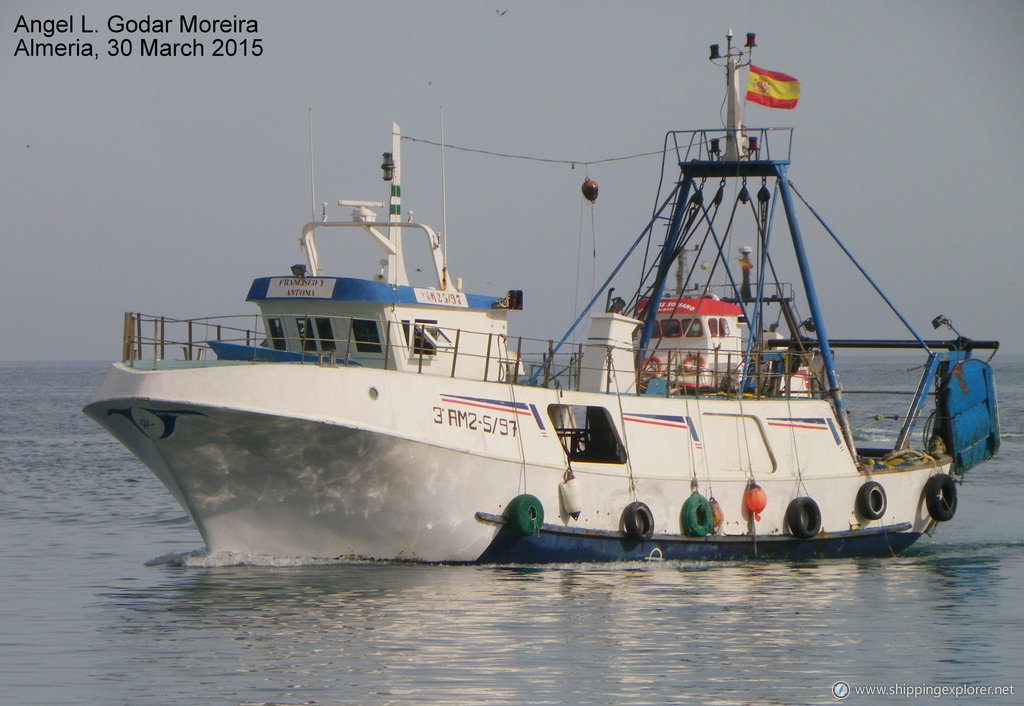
[746,65,800,109]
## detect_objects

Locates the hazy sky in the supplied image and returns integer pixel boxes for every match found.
[3,0,1022,361]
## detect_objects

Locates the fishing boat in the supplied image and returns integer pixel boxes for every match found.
[85,35,1000,563]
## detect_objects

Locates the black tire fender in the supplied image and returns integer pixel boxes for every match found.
[856,481,887,520]
[622,501,655,540]
[785,496,822,538]
[923,474,957,522]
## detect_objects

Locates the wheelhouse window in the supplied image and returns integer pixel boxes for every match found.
[402,319,452,356]
[296,318,318,352]
[709,317,730,337]
[661,319,682,338]
[683,318,703,337]
[266,317,287,351]
[314,317,336,351]
[352,319,383,354]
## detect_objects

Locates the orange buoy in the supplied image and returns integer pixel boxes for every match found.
[710,497,724,530]
[581,177,599,203]
[744,483,767,522]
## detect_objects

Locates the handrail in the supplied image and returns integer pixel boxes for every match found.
[668,127,794,164]
[118,311,960,408]
[300,219,447,290]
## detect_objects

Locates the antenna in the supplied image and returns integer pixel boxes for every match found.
[308,108,317,222]
[440,106,449,288]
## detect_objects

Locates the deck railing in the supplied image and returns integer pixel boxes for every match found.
[122,313,264,364]
[118,311,827,398]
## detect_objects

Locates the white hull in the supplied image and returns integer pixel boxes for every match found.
[85,361,948,562]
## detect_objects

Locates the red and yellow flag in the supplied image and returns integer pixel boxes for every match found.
[746,65,800,109]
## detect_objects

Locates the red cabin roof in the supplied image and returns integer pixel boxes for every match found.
[636,297,743,318]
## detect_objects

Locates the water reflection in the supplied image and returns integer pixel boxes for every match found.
[87,545,1022,705]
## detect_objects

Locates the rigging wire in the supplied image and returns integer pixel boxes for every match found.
[573,181,599,342]
[401,135,664,168]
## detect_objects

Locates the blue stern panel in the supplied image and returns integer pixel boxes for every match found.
[936,359,999,474]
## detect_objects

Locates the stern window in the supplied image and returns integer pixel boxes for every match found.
[547,404,627,464]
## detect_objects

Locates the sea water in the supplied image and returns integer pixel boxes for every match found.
[0,357,1021,705]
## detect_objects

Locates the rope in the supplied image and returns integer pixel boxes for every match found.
[573,194,598,341]
[608,350,638,501]
[504,350,530,494]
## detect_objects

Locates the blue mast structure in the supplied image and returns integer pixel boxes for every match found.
[633,31,859,455]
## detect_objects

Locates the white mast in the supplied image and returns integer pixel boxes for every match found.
[724,33,744,160]
[386,122,404,286]
[710,29,755,161]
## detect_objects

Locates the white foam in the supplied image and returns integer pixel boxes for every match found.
[145,548,382,568]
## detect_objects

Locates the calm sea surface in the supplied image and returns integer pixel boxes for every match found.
[1,356,1021,705]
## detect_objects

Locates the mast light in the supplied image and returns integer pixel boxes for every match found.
[709,44,720,60]
[745,33,756,48]
[381,152,395,181]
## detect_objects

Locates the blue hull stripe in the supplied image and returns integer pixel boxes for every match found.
[473,514,918,563]
[441,394,546,431]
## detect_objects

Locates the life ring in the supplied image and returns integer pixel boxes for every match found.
[922,474,957,522]
[785,496,822,538]
[505,494,544,536]
[642,356,664,378]
[622,501,655,540]
[855,481,887,520]
[681,491,715,537]
[682,353,705,373]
